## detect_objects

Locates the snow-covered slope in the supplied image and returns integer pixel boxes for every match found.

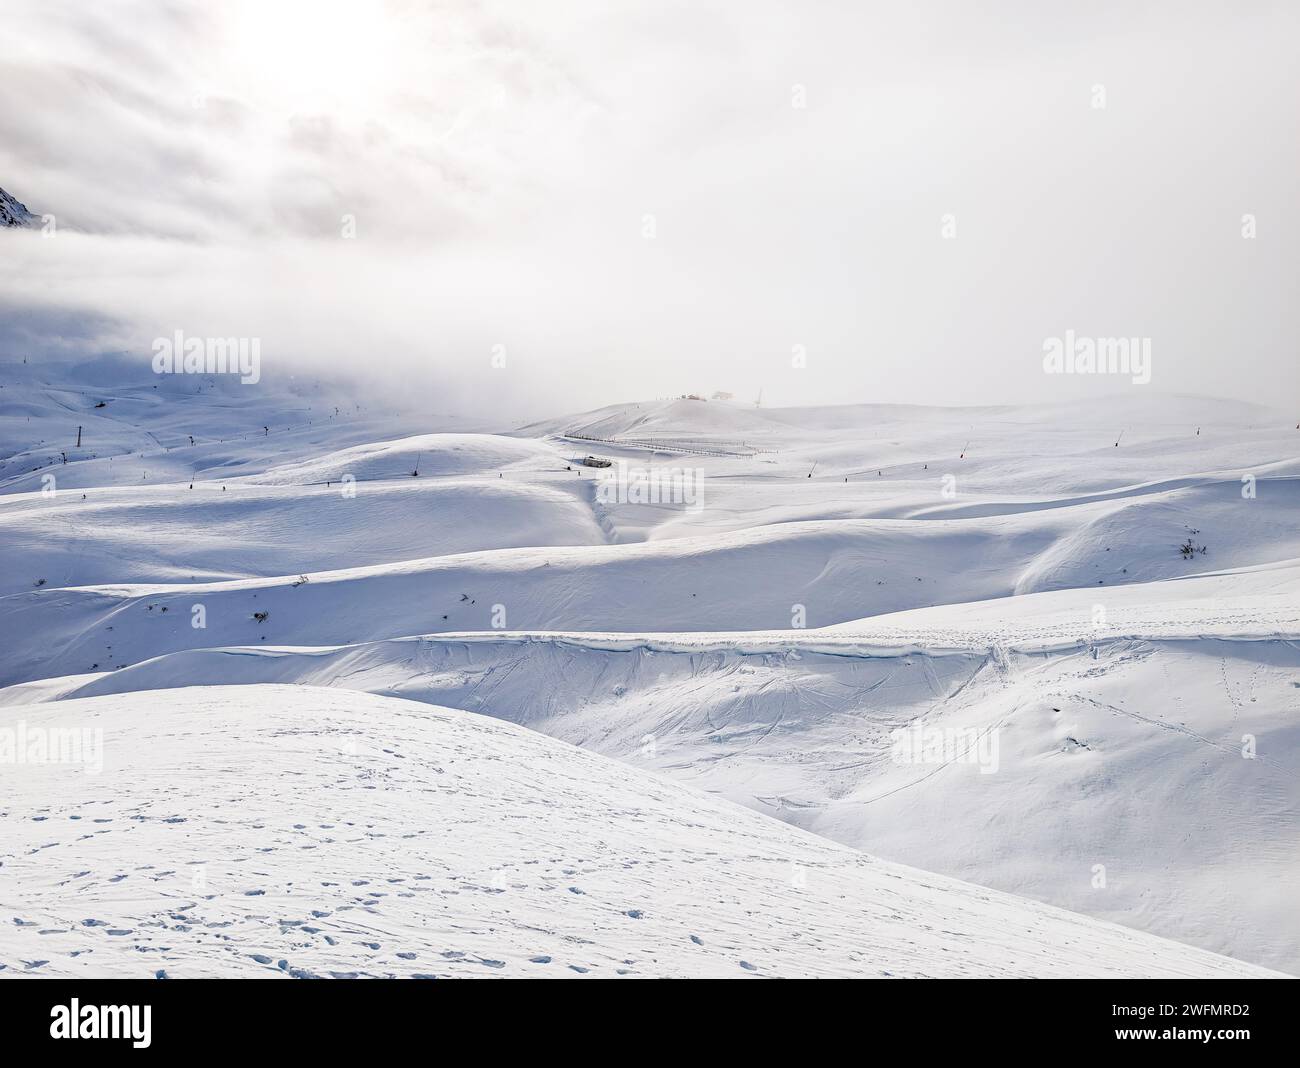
[0,186,36,228]
[5,507,1299,685]
[246,433,568,486]
[0,479,605,592]
[21,584,1296,970]
[0,685,1279,978]
[4,357,1298,975]
[0,353,479,494]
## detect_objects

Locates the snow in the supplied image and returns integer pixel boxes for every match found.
[0,186,37,228]
[2,353,1297,976]
[0,685,1280,978]
[0,479,605,592]
[246,433,568,486]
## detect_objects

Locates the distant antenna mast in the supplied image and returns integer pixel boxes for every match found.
[755,387,763,409]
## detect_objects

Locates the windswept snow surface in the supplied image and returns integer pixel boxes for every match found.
[0,686,1280,978]
[3,355,1298,975]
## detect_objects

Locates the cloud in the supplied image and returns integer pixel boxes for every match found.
[1,0,1297,418]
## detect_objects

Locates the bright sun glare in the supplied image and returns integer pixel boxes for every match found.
[223,0,405,119]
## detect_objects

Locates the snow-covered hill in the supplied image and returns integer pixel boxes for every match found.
[0,685,1279,978]
[3,354,1298,975]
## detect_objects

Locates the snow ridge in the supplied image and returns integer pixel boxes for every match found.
[1,186,37,228]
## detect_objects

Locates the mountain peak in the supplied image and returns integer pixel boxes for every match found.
[1,185,37,227]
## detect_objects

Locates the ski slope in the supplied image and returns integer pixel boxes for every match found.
[0,686,1280,978]
[3,353,1298,975]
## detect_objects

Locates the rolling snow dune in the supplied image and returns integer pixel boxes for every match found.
[23,622,1298,971]
[245,433,568,485]
[5,358,1300,977]
[0,479,605,592]
[4,507,1299,687]
[526,395,1299,498]
[0,686,1281,979]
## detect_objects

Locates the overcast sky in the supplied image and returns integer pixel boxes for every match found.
[2,0,1296,418]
